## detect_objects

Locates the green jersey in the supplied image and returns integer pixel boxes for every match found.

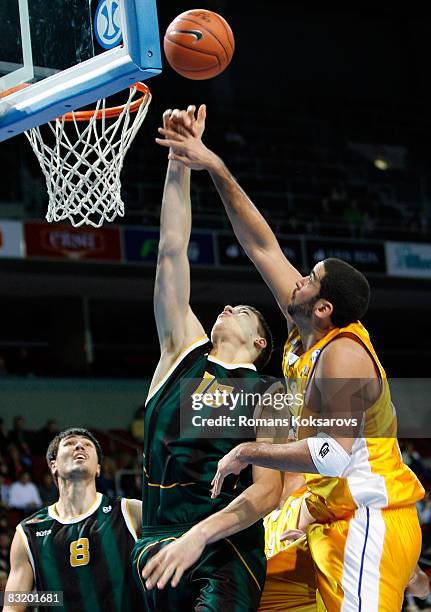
[18,494,142,612]
[143,337,265,527]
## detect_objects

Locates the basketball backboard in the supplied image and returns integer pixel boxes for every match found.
[0,0,161,142]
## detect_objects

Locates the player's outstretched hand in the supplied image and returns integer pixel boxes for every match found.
[141,528,206,590]
[210,443,249,498]
[156,105,218,171]
[161,104,206,139]
[172,104,206,140]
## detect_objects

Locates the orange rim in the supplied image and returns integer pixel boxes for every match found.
[0,82,150,122]
[63,82,151,122]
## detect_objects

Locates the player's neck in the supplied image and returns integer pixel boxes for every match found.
[295,321,334,352]
[210,339,254,366]
[55,479,98,520]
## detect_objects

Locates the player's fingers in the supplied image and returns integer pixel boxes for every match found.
[213,478,224,497]
[171,565,185,588]
[156,138,187,152]
[155,138,176,149]
[142,548,163,580]
[171,109,192,129]
[280,529,305,542]
[187,105,196,121]
[142,561,156,583]
[145,555,167,589]
[157,127,184,140]
[162,109,173,128]
[171,122,193,138]
[156,562,177,590]
[197,104,207,125]
[210,469,220,487]
[167,153,190,165]
[211,472,223,497]
[141,556,154,579]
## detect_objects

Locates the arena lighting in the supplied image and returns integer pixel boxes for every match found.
[374,156,389,170]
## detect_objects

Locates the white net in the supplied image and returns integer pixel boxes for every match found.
[25,83,151,228]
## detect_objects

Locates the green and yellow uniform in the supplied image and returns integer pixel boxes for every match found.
[133,337,267,611]
[18,493,141,612]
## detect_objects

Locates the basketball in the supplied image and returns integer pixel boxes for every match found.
[163,9,235,80]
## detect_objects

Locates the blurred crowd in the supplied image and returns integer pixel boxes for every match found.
[0,410,145,588]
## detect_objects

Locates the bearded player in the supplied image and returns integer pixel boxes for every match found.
[4,429,142,612]
[131,108,282,611]
[156,107,425,611]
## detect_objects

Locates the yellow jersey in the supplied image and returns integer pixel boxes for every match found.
[264,487,307,561]
[282,321,424,520]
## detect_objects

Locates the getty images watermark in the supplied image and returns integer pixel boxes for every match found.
[180,378,364,439]
[179,377,431,439]
[190,388,357,427]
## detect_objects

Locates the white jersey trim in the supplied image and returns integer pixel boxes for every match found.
[345,438,389,508]
[121,498,138,542]
[48,492,102,524]
[341,507,385,611]
[16,523,36,579]
[206,355,256,371]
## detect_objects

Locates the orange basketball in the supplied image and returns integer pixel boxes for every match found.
[163,9,235,80]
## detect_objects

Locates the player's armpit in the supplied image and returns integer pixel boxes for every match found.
[147,307,208,399]
[3,531,34,612]
[125,498,142,538]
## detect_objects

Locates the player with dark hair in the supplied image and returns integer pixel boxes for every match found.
[131,108,282,612]
[156,108,425,611]
[4,428,142,612]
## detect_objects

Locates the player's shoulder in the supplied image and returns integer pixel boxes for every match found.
[119,498,141,539]
[99,495,123,512]
[319,334,374,377]
[20,506,50,527]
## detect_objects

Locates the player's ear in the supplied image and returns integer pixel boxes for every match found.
[96,465,101,478]
[254,337,267,350]
[50,460,57,479]
[315,299,333,321]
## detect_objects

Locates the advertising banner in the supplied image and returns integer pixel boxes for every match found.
[0,220,24,258]
[24,223,122,261]
[124,228,215,265]
[217,234,303,268]
[385,241,431,279]
[306,239,386,273]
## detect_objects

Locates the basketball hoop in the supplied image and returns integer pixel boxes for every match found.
[15,83,151,227]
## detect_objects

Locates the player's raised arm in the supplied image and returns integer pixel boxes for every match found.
[3,531,34,612]
[156,106,302,319]
[152,109,206,372]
